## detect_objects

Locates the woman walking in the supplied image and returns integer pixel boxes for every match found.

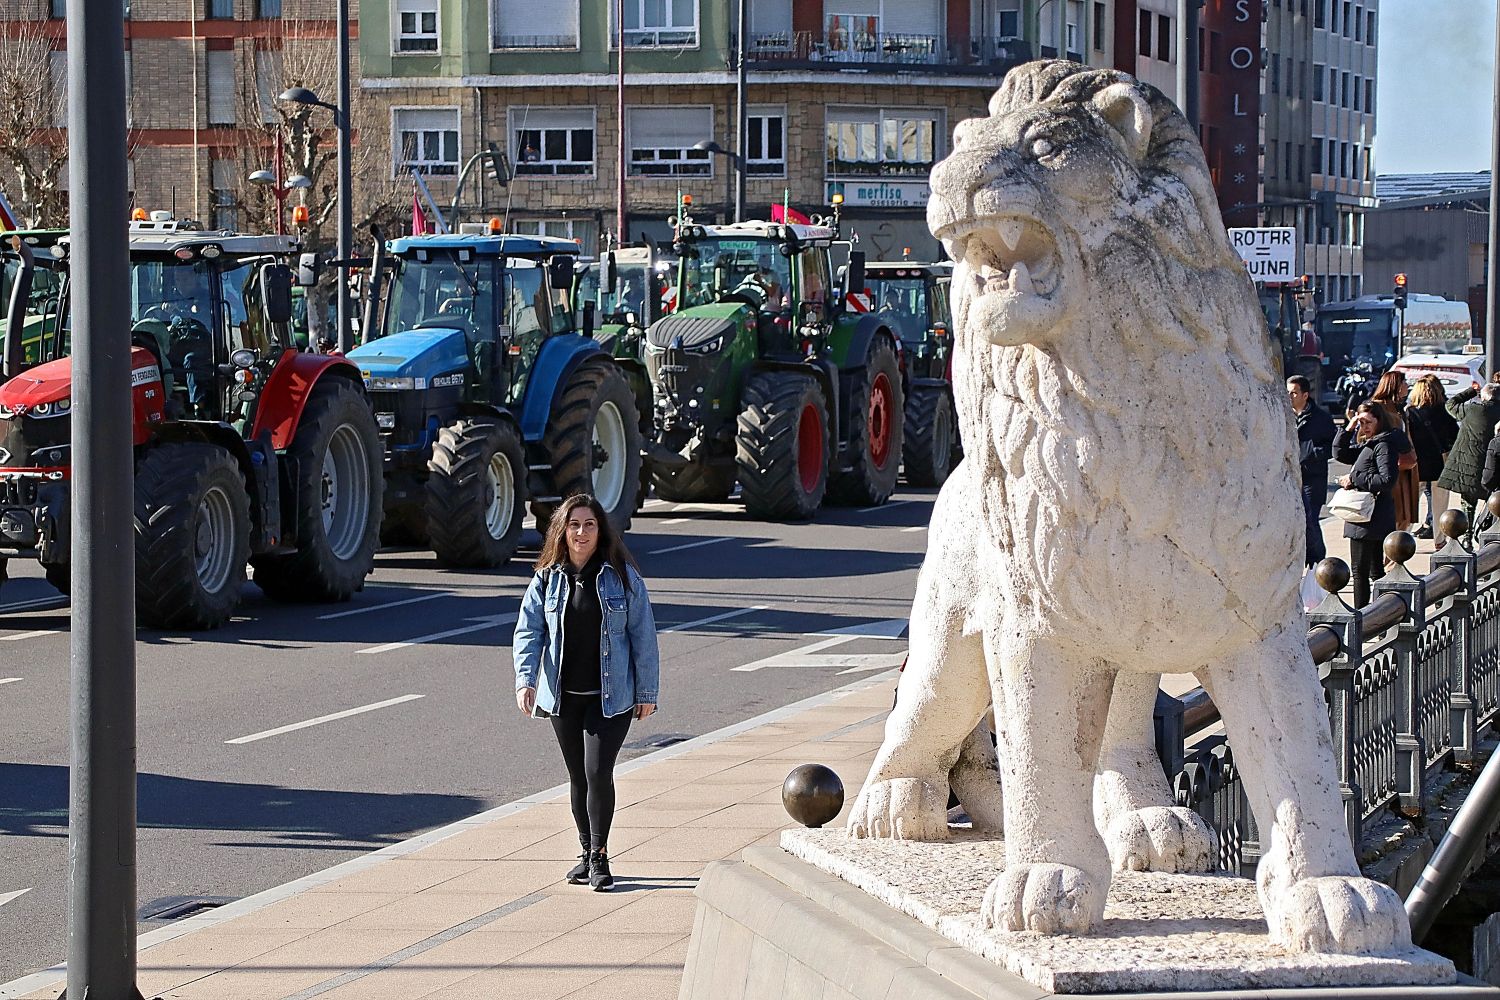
[1405,374,1459,537]
[513,495,660,891]
[1333,401,1403,607]
[1438,379,1500,541]
[1368,370,1421,531]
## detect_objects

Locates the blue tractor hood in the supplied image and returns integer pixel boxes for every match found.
[347,327,469,381]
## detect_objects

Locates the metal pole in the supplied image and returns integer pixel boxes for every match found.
[336,0,353,354]
[1487,0,1500,374]
[1406,743,1500,943]
[735,0,747,223]
[274,130,286,236]
[1177,0,1201,131]
[616,0,627,243]
[66,0,139,990]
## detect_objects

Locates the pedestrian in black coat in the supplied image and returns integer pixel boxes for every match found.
[1405,375,1460,537]
[1438,382,1500,538]
[1333,401,1402,607]
[1288,375,1336,565]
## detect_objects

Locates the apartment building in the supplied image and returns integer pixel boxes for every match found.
[0,0,350,230]
[360,0,1119,257]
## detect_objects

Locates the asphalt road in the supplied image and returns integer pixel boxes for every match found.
[0,490,933,983]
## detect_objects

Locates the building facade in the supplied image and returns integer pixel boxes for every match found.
[359,0,1120,258]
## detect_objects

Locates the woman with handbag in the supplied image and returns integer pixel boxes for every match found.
[1369,371,1421,531]
[1439,380,1500,542]
[1332,401,1402,607]
[1405,374,1459,538]
[513,494,661,892]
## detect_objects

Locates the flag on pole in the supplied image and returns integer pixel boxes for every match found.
[771,203,810,225]
[412,184,429,236]
[0,190,19,232]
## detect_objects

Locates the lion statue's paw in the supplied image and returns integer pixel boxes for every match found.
[982,863,1105,935]
[846,777,950,841]
[1104,806,1216,873]
[1269,876,1411,954]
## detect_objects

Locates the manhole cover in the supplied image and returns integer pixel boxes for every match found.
[138,895,237,923]
[626,732,693,750]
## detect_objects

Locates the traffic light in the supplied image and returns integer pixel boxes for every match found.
[483,141,510,187]
[1393,272,1408,310]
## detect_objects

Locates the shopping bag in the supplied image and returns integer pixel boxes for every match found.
[1328,487,1375,523]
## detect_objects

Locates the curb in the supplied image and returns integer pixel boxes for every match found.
[0,667,899,999]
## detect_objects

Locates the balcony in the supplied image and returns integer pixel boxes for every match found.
[739,31,1032,76]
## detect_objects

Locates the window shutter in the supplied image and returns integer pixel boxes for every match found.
[254,50,279,124]
[49,50,66,128]
[881,0,941,36]
[510,107,593,131]
[628,107,711,149]
[207,49,236,125]
[749,0,791,37]
[494,0,577,47]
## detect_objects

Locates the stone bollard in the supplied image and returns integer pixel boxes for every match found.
[1433,508,1482,762]
[782,764,844,828]
[1308,555,1364,844]
[1374,531,1426,815]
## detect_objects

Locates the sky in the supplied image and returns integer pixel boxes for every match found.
[1375,0,1495,174]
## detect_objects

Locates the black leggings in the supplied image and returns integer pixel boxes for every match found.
[1349,536,1386,608]
[550,693,633,852]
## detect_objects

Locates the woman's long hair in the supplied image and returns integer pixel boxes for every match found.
[1371,370,1408,409]
[1408,374,1446,410]
[1354,399,1397,442]
[534,494,638,575]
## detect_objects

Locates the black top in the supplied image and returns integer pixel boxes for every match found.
[559,553,605,695]
[1294,401,1337,489]
[1405,401,1459,482]
[1333,427,1402,541]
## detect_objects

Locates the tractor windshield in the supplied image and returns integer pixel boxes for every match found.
[384,252,497,341]
[866,275,929,342]
[678,237,791,311]
[0,255,66,367]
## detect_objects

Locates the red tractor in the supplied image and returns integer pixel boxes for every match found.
[0,218,384,629]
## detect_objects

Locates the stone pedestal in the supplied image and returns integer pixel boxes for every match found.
[678,831,1481,999]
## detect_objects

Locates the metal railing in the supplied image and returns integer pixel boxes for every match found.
[1155,506,1500,878]
[736,31,1032,74]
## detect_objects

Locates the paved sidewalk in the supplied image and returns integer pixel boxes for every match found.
[2,673,900,1000]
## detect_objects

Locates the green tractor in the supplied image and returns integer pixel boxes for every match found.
[862,261,961,487]
[0,231,68,372]
[642,217,903,519]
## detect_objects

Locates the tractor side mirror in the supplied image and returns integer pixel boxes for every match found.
[296,252,321,287]
[262,264,295,325]
[843,251,865,303]
[932,321,948,339]
[604,252,619,293]
[548,257,574,298]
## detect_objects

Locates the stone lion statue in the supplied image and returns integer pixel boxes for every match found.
[848,61,1410,956]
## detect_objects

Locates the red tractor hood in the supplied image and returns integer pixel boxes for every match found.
[0,355,74,410]
[0,348,164,448]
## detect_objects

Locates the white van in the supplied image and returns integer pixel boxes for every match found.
[1399,293,1474,356]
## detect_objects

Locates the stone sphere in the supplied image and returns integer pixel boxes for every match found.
[1439,508,1470,542]
[1314,557,1350,597]
[782,764,844,828]
[1383,530,1416,565]
[1488,491,1500,519]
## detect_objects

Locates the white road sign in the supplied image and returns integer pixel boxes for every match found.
[1228,227,1297,282]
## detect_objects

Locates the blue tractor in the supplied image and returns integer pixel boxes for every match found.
[347,233,643,567]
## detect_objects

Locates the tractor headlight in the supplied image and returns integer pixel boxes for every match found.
[644,342,666,354]
[686,335,726,356]
[30,399,69,417]
[368,376,416,390]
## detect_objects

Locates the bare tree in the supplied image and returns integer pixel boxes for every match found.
[0,21,66,228]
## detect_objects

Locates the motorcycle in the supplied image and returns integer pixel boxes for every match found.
[1335,360,1378,416]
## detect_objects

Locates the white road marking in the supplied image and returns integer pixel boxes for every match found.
[660,517,695,525]
[0,678,20,686]
[661,605,768,634]
[643,498,671,508]
[732,619,909,672]
[648,536,734,556]
[0,888,31,910]
[0,630,60,642]
[0,597,68,613]
[857,498,917,514]
[358,612,517,655]
[318,592,454,620]
[226,695,425,745]
[900,525,927,533]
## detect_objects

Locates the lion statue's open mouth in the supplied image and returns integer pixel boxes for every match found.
[946,216,1060,301]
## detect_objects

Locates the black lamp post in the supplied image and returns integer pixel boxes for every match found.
[280,84,352,353]
[692,140,746,222]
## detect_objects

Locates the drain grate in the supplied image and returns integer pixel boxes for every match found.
[626,732,693,750]
[138,895,237,923]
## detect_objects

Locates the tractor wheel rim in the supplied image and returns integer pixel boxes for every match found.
[484,450,514,540]
[194,484,235,595]
[935,402,952,473]
[592,400,628,512]
[868,372,893,468]
[796,403,822,495]
[322,424,371,561]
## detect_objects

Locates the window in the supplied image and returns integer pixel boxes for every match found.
[395,0,439,53]
[1364,78,1374,115]
[207,0,232,19]
[255,49,280,125]
[614,0,698,47]
[746,107,785,176]
[257,0,280,16]
[997,5,1020,39]
[1353,4,1362,40]
[1311,137,1322,174]
[210,159,239,232]
[49,50,65,128]
[1366,10,1375,43]
[1300,60,1307,99]
[1341,70,1350,108]
[1311,62,1324,101]
[511,107,594,176]
[826,106,941,178]
[1314,0,1326,27]
[493,0,578,48]
[1297,144,1305,182]
[1065,0,1081,55]
[1329,66,1337,102]
[50,0,64,17]
[1270,55,1279,94]
[1285,142,1293,181]
[206,48,235,125]
[1352,74,1361,111]
[750,0,793,47]
[1342,1,1351,35]
[1138,10,1151,57]
[512,218,598,252]
[1092,2,1105,50]
[1156,13,1171,62]
[626,106,712,177]
[394,107,460,176]
[1268,140,1278,179]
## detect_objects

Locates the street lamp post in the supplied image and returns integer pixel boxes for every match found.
[248,169,311,237]
[279,85,352,353]
[692,141,746,222]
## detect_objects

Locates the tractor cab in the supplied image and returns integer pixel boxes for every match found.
[583,245,669,358]
[0,231,69,382]
[861,261,953,380]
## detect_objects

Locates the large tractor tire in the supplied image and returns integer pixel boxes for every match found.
[135,442,250,630]
[252,378,383,603]
[426,418,527,568]
[532,361,643,532]
[736,371,829,521]
[651,461,736,503]
[827,337,904,506]
[903,384,959,488]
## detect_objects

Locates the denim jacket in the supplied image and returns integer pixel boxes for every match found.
[512,561,660,719]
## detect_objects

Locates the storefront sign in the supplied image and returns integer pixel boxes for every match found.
[826,180,930,209]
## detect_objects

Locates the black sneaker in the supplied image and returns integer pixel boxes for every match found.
[1416,524,1434,539]
[588,850,614,892]
[566,836,590,884]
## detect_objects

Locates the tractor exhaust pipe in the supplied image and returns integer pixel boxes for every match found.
[360,224,386,347]
[2,239,35,381]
